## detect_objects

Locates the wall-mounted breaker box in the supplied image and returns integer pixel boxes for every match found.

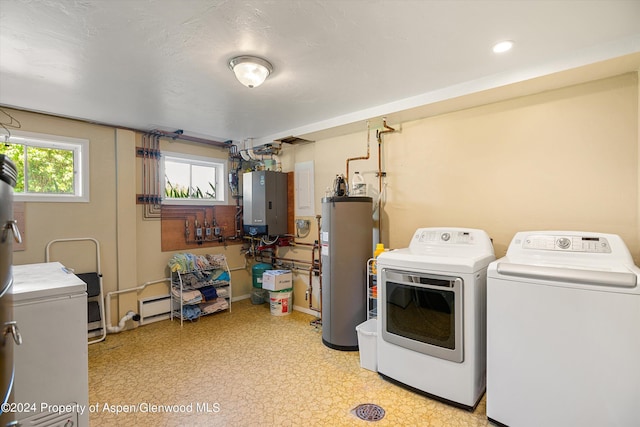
[243,171,288,236]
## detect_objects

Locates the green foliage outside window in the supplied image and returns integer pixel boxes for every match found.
[0,143,75,194]
[165,179,216,199]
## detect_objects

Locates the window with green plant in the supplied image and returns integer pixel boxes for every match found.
[162,152,226,204]
[0,130,89,202]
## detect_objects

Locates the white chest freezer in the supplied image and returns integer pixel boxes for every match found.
[12,262,89,427]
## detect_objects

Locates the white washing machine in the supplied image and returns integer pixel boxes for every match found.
[487,231,640,427]
[376,227,495,409]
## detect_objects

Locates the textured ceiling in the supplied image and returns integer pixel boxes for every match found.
[1,0,639,144]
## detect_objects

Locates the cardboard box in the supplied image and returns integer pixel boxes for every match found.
[262,270,293,291]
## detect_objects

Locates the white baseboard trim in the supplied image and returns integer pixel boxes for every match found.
[232,294,251,302]
[293,305,321,316]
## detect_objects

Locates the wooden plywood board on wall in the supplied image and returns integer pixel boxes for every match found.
[161,205,240,252]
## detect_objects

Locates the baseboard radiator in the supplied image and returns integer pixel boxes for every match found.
[138,294,171,325]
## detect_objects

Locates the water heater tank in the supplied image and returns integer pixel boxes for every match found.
[321,196,373,350]
[243,170,288,236]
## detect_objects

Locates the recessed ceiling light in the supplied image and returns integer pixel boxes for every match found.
[492,40,514,54]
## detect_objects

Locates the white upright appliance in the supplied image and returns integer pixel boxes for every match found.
[12,262,89,427]
[376,228,495,409]
[487,231,640,427]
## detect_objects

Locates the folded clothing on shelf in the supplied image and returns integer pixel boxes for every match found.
[181,305,201,320]
[171,288,203,304]
[199,285,218,302]
[200,299,229,315]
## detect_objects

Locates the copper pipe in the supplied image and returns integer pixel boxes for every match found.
[255,236,321,311]
[375,118,396,242]
[309,267,314,310]
[378,133,382,196]
[309,244,316,310]
[255,250,316,267]
[291,241,315,247]
[307,241,322,312]
[269,255,314,265]
[345,121,371,192]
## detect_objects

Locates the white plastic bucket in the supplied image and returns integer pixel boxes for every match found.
[355,318,378,371]
[269,289,293,316]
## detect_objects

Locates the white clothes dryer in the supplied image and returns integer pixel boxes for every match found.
[376,227,495,409]
[487,231,640,427]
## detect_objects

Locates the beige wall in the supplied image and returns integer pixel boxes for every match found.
[8,109,251,326]
[8,71,640,322]
[10,110,119,282]
[385,73,639,258]
[284,72,640,263]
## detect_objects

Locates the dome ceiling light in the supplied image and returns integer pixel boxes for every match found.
[228,56,273,88]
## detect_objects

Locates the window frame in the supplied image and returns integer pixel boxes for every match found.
[4,130,90,203]
[161,151,228,206]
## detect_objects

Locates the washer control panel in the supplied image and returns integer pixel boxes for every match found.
[522,234,611,253]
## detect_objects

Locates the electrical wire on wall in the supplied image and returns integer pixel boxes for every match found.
[140,132,162,220]
[0,108,21,143]
[140,129,228,221]
[295,219,311,238]
[228,144,244,238]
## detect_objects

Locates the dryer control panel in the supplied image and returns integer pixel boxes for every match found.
[414,230,473,243]
[521,234,611,253]
[414,229,475,244]
[409,228,493,251]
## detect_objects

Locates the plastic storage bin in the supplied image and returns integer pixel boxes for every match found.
[355,318,378,372]
[252,263,272,288]
[251,263,271,304]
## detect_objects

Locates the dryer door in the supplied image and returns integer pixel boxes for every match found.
[381,268,464,363]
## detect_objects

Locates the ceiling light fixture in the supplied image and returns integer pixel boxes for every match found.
[492,40,514,54]
[228,56,273,88]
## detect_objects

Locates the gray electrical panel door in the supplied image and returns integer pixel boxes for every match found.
[243,171,288,236]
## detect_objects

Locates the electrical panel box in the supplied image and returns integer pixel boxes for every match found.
[243,171,288,236]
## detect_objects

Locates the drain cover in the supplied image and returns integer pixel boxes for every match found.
[353,403,385,422]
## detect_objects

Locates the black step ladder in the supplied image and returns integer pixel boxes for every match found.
[45,237,106,344]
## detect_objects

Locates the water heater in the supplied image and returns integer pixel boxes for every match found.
[243,170,288,236]
[321,196,373,350]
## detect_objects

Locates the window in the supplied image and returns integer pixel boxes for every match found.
[162,151,227,205]
[0,130,89,202]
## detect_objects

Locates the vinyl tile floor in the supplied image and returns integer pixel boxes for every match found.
[88,299,491,426]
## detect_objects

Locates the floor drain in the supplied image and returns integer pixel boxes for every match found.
[353,403,385,422]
